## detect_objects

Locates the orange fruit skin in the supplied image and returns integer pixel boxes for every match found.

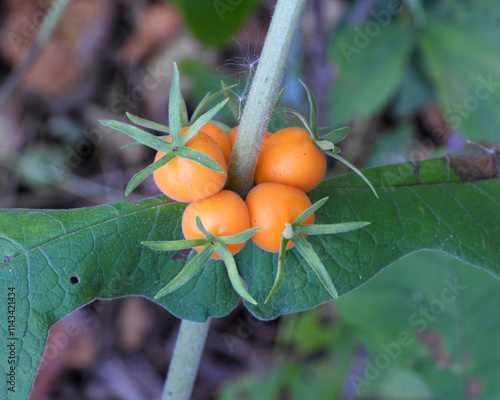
[254,127,326,193]
[199,122,231,163]
[245,182,314,253]
[154,131,227,203]
[227,126,271,152]
[182,190,251,259]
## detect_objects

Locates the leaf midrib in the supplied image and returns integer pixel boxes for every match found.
[1,200,180,267]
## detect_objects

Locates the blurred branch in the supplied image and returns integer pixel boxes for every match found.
[0,0,73,109]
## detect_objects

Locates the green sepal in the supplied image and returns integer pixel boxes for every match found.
[326,151,379,198]
[299,79,318,139]
[180,99,228,145]
[124,151,176,195]
[273,107,313,137]
[217,227,260,244]
[126,112,170,134]
[190,84,237,124]
[142,238,208,251]
[168,63,182,143]
[298,222,370,235]
[292,234,338,299]
[319,126,350,144]
[216,243,257,305]
[179,93,189,128]
[222,81,243,120]
[120,136,168,150]
[293,197,329,226]
[154,245,215,299]
[177,147,225,173]
[274,86,287,108]
[315,140,335,151]
[264,236,289,303]
[190,92,211,125]
[195,216,216,241]
[99,120,173,153]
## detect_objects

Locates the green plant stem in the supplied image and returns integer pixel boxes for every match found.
[162,319,211,400]
[162,1,308,397]
[227,0,308,196]
[0,0,72,109]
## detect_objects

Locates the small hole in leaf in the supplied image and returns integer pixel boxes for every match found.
[70,276,79,285]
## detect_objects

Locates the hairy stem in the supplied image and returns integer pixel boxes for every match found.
[227,0,308,196]
[162,1,308,398]
[162,319,211,400]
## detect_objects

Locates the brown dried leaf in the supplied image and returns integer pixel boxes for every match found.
[120,3,183,65]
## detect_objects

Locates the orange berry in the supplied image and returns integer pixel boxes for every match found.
[182,190,251,259]
[198,122,231,163]
[254,127,326,192]
[227,126,271,152]
[154,131,227,202]
[245,182,314,253]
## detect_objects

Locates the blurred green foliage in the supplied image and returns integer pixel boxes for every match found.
[328,0,500,142]
[218,251,500,400]
[169,0,261,47]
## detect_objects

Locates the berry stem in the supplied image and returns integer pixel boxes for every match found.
[162,319,211,400]
[227,0,308,196]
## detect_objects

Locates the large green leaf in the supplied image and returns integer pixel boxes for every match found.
[328,22,414,125]
[0,196,239,399]
[1,154,500,398]
[240,153,500,319]
[419,22,500,142]
[169,0,260,47]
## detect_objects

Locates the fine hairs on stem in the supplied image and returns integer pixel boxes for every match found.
[227,0,308,196]
[220,37,263,120]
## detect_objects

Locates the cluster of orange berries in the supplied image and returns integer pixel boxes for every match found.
[153,122,326,257]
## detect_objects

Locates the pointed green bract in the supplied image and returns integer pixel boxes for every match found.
[191,92,211,124]
[326,152,378,198]
[125,151,176,196]
[169,63,182,142]
[154,245,215,299]
[126,112,170,134]
[217,244,257,305]
[274,86,288,108]
[180,99,228,145]
[217,227,260,244]
[273,107,312,136]
[120,137,168,150]
[293,197,329,226]
[264,236,289,303]
[292,234,338,299]
[177,147,225,174]
[319,126,350,144]
[195,215,215,240]
[99,119,173,153]
[299,79,318,139]
[315,140,335,151]
[142,239,208,251]
[179,93,189,128]
[190,84,237,124]
[222,80,243,120]
[298,222,370,235]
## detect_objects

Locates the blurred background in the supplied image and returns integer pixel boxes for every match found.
[1,0,499,399]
